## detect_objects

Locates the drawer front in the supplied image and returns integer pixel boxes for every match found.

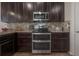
[0,40,14,56]
[17,33,32,39]
[53,38,69,51]
[52,32,69,38]
[17,33,32,36]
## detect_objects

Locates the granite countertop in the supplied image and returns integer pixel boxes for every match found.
[0,31,69,36]
[0,31,32,36]
[0,31,16,36]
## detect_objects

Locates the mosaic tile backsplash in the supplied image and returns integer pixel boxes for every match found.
[5,22,70,32]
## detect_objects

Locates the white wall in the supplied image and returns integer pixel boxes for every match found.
[65,2,75,55]
[73,2,79,56]
[65,2,72,22]
[69,3,75,55]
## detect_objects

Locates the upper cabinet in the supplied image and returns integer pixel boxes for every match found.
[1,2,24,23]
[23,2,33,22]
[33,2,48,12]
[1,2,64,23]
[7,2,17,23]
[48,2,64,22]
[1,2,8,22]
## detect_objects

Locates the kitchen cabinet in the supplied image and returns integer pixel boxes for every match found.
[15,2,23,22]
[48,2,64,22]
[1,2,17,23]
[23,2,33,22]
[6,2,24,23]
[51,32,69,52]
[0,40,14,56]
[0,33,16,56]
[33,2,48,12]
[0,32,69,55]
[17,32,32,52]
[1,2,33,22]
[1,2,8,22]
[1,2,64,22]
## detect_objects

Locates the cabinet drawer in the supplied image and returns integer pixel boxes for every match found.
[17,33,31,36]
[17,33,32,39]
[17,36,32,39]
[52,33,69,38]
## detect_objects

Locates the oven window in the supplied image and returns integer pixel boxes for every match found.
[33,42,50,50]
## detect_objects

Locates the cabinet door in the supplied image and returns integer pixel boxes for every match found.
[48,2,64,22]
[53,38,69,51]
[7,2,17,23]
[17,38,32,52]
[7,2,24,23]
[51,33,69,52]
[33,2,48,12]
[1,2,8,22]
[17,33,32,52]
[15,2,23,22]
[1,40,14,56]
[23,2,33,22]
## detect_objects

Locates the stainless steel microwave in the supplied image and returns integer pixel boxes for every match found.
[33,12,48,21]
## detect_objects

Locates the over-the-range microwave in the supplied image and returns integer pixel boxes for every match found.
[33,12,48,21]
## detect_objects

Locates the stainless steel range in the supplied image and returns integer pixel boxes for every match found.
[32,12,51,53]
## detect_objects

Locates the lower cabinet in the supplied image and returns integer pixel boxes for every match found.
[16,32,69,52]
[0,40,15,56]
[0,33,16,56]
[17,32,32,52]
[51,32,69,52]
[0,32,69,56]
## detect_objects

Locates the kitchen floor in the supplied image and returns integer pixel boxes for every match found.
[13,52,70,56]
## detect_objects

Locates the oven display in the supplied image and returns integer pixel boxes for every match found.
[34,14,48,19]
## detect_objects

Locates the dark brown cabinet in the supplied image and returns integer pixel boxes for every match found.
[1,2,64,22]
[17,32,32,52]
[0,33,16,56]
[48,2,64,22]
[15,2,23,22]
[0,40,14,56]
[33,2,48,12]
[2,2,24,23]
[0,32,69,55]
[51,32,69,52]
[7,3,16,23]
[1,2,33,22]
[1,2,8,22]
[1,2,17,23]
[23,2,33,22]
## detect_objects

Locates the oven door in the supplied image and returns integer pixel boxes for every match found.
[32,41,51,53]
[32,42,50,50]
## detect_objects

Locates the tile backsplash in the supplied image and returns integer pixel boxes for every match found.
[48,22,70,32]
[6,22,70,32]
